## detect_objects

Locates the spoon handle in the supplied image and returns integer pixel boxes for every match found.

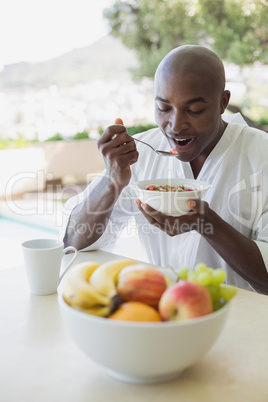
[133,138,178,156]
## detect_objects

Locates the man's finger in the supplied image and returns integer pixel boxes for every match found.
[187,199,208,215]
[187,199,197,210]
[98,124,127,145]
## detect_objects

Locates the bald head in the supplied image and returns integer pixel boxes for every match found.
[155,45,226,95]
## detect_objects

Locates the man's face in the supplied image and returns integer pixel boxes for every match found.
[154,70,228,163]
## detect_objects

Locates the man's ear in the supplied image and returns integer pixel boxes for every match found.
[220,90,231,114]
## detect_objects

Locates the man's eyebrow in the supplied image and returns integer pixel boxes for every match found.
[185,97,208,105]
[155,96,208,104]
[155,96,170,103]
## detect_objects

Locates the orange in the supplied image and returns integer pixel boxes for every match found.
[109,301,162,322]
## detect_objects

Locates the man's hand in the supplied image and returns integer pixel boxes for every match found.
[135,199,211,236]
[98,123,139,190]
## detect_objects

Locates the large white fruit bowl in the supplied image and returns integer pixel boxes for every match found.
[132,178,210,216]
[58,294,230,384]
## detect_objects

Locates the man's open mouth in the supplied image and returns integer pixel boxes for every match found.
[172,138,193,147]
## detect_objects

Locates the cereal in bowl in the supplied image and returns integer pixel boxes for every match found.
[146,184,195,192]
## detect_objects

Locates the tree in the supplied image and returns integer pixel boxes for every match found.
[199,0,268,65]
[103,0,268,78]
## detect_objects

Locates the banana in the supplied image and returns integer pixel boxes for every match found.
[89,259,138,298]
[71,305,111,317]
[62,262,110,310]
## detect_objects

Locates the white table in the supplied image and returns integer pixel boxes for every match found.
[1,250,268,402]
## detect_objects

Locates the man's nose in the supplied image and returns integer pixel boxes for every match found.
[169,113,189,133]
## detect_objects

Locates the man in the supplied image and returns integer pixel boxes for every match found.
[63,45,268,294]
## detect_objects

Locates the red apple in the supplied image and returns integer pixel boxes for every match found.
[159,281,213,321]
[116,264,167,309]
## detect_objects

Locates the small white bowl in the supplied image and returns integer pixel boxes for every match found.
[132,178,210,216]
[58,294,230,384]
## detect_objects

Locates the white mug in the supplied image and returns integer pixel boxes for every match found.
[22,238,78,295]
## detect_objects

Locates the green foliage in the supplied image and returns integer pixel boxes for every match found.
[198,0,268,65]
[259,117,268,126]
[103,0,268,77]
[44,133,64,142]
[45,131,89,142]
[0,133,37,150]
[72,130,90,140]
[98,123,157,136]
[0,130,92,149]
[104,0,202,77]
[126,124,158,135]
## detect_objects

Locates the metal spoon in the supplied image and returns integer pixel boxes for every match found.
[114,117,178,156]
[133,138,179,156]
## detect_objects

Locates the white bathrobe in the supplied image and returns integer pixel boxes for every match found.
[63,114,268,291]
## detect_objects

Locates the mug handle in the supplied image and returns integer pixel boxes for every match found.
[59,246,78,283]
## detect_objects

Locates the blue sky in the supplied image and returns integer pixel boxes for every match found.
[0,0,113,68]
